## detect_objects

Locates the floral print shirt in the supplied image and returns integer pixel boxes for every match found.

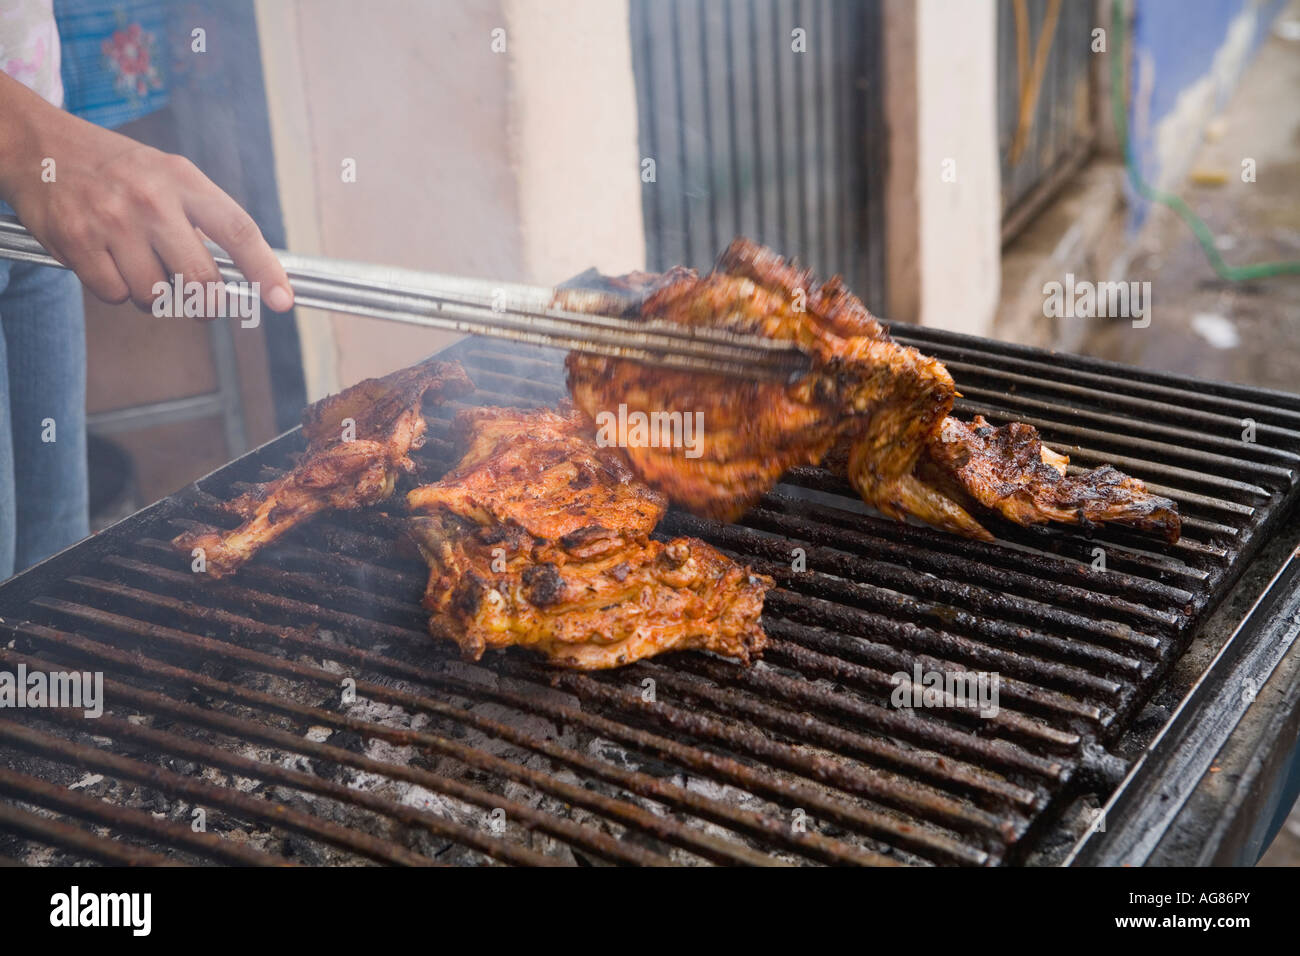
[0,0,63,106]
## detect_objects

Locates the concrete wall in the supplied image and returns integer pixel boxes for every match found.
[255,0,643,398]
[505,0,646,285]
[911,0,1002,335]
[255,0,1018,369]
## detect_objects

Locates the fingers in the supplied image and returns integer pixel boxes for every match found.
[181,172,293,312]
[61,225,216,315]
[26,145,291,316]
[37,232,128,305]
[148,215,224,320]
[108,239,168,312]
[152,218,222,290]
[65,249,130,305]
[31,217,131,306]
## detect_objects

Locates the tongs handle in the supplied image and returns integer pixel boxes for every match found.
[0,214,810,383]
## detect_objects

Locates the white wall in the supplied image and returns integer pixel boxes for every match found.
[256,0,999,386]
[505,0,646,285]
[913,0,1002,336]
[255,0,644,398]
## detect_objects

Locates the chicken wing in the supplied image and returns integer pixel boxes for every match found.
[914,415,1181,541]
[173,359,474,577]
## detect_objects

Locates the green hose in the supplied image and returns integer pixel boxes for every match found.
[1109,0,1300,279]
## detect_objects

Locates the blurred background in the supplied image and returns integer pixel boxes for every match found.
[52,0,1299,859]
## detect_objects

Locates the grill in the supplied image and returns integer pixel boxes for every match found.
[2,325,1299,866]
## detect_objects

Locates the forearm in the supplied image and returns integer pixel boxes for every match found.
[0,71,138,209]
[0,70,55,204]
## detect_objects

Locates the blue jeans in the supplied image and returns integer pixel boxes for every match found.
[0,209,88,579]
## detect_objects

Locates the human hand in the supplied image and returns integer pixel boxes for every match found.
[0,72,294,315]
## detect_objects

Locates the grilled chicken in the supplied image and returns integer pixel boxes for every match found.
[407,406,770,669]
[173,359,474,577]
[914,416,1181,541]
[407,404,667,540]
[567,238,1180,542]
[568,239,956,526]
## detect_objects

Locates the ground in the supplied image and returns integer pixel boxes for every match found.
[1077,11,1300,392]
[999,5,1300,865]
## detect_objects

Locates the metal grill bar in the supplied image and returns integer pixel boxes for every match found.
[61,568,883,866]
[89,553,971,864]
[0,706,438,867]
[159,512,1086,766]
[890,328,1300,426]
[0,644,563,866]
[0,797,177,867]
[3,331,1298,867]
[0,756,287,867]
[4,618,691,867]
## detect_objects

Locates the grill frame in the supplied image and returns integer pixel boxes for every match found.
[1068,541,1300,866]
[2,325,1299,867]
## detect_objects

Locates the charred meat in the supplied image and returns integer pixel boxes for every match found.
[173,359,474,577]
[406,406,770,669]
[406,404,667,540]
[915,416,1182,542]
[568,238,956,527]
[567,238,1180,543]
[407,513,770,669]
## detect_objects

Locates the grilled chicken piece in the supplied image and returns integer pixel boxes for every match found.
[567,238,956,525]
[566,238,1181,543]
[915,416,1181,542]
[406,404,667,540]
[173,359,474,577]
[408,514,769,669]
[407,406,770,669]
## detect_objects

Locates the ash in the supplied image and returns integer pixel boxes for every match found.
[0,623,908,866]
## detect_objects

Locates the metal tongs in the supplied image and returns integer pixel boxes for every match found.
[0,215,809,384]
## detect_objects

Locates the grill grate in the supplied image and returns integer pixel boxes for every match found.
[2,327,1298,866]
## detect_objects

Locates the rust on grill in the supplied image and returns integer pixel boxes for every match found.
[2,333,1299,866]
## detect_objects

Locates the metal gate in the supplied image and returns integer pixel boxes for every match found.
[629,0,886,312]
[996,0,1097,241]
